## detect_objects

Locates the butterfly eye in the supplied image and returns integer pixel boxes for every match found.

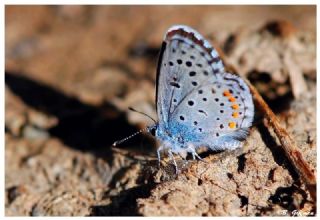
[149,127,156,136]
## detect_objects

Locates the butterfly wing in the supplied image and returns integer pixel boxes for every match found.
[156,25,254,150]
[171,71,254,150]
[156,25,224,126]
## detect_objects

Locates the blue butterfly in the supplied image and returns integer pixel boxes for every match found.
[115,25,254,172]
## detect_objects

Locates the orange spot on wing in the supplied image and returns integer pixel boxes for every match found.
[231,104,239,110]
[228,122,236,129]
[228,97,236,102]
[223,90,231,97]
[232,112,239,118]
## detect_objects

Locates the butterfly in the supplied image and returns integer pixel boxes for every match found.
[114,25,254,172]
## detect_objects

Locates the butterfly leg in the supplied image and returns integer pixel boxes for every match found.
[157,145,163,168]
[192,152,195,160]
[194,151,206,163]
[187,144,206,162]
[168,149,179,174]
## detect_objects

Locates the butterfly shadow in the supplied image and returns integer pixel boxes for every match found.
[5,71,153,166]
[89,183,155,216]
[256,123,299,180]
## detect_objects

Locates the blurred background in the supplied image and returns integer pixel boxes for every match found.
[5,5,316,216]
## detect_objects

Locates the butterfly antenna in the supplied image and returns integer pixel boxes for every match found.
[128,107,157,123]
[112,107,157,146]
[112,127,150,146]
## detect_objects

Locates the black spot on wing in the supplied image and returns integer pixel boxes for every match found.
[170,82,180,88]
[198,109,208,116]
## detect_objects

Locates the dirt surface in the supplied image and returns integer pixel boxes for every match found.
[5,6,316,216]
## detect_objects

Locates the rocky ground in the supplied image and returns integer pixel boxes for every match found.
[5,5,316,216]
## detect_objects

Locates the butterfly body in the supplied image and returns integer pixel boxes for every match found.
[154,25,254,159]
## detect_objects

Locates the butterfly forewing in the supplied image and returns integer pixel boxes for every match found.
[156,26,224,123]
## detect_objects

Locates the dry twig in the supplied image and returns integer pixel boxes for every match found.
[245,80,316,202]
